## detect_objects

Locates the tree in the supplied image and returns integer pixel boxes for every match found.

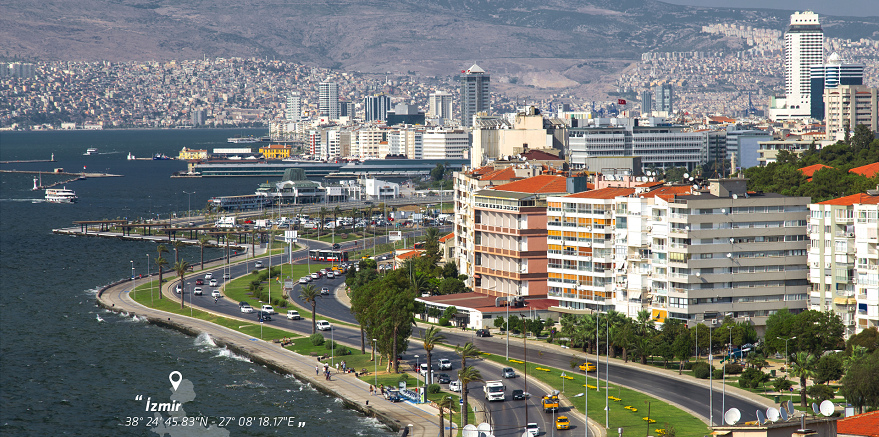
[455,341,481,371]
[814,353,844,384]
[846,326,879,354]
[438,277,469,295]
[763,309,796,355]
[457,365,483,427]
[377,271,416,373]
[436,396,457,437]
[347,265,380,354]
[655,340,675,369]
[673,333,693,374]
[317,207,328,240]
[635,310,656,337]
[441,260,459,279]
[332,205,341,244]
[789,351,818,406]
[613,323,634,363]
[851,124,874,152]
[839,349,879,413]
[806,384,836,403]
[420,326,446,385]
[172,239,185,265]
[431,163,445,182]
[173,260,189,309]
[772,377,792,393]
[154,256,168,299]
[299,284,320,334]
[493,316,506,331]
[197,235,210,270]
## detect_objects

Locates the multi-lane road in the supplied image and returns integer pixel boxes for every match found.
[182,236,768,436]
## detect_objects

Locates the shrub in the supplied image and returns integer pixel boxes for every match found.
[772,377,792,392]
[438,317,450,326]
[739,368,769,389]
[337,346,351,356]
[692,362,714,379]
[713,368,724,380]
[427,383,441,394]
[324,339,336,350]
[310,333,325,346]
[683,361,695,370]
[807,384,836,403]
[724,363,743,375]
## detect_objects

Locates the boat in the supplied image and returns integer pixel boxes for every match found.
[45,187,78,203]
[127,152,136,160]
[227,137,260,144]
[153,153,171,160]
[84,148,98,155]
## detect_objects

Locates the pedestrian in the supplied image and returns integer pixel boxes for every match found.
[370,385,374,396]
[316,365,319,376]
[380,385,385,396]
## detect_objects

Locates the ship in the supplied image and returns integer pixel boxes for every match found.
[153,153,171,160]
[127,152,136,160]
[84,148,98,155]
[45,187,78,203]
[227,137,260,144]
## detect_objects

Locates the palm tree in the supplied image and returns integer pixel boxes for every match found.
[198,235,210,270]
[154,256,168,299]
[455,341,481,370]
[420,326,446,385]
[156,244,169,271]
[299,284,320,334]
[789,351,818,407]
[172,239,185,265]
[635,310,656,337]
[436,396,457,437]
[318,207,328,241]
[457,365,483,427]
[173,260,189,309]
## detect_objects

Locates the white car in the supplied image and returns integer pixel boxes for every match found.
[240,304,254,313]
[316,320,332,331]
[310,272,319,280]
[449,380,462,392]
[438,359,452,370]
[326,271,335,279]
[209,279,218,287]
[526,423,539,436]
[255,261,264,268]
[286,310,301,320]
[321,287,330,295]
[204,273,213,280]
[193,287,203,295]
[299,277,308,284]
[261,305,274,314]
[223,272,231,279]
[211,290,221,298]
[419,363,431,376]
[174,284,182,294]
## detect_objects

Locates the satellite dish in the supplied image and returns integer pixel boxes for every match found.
[692,184,699,190]
[812,403,820,415]
[756,410,766,426]
[724,408,741,425]
[685,226,690,231]
[732,194,738,199]
[778,407,787,422]
[819,400,834,416]
[726,253,732,258]
[721,208,726,214]
[463,424,478,437]
[767,408,780,422]
[695,272,701,277]
[476,423,492,434]
[689,177,695,181]
[683,173,689,179]
[787,400,794,415]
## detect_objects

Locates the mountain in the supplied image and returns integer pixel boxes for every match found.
[2,0,877,91]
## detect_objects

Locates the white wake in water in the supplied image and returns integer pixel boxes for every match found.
[215,348,250,362]
[96,314,104,322]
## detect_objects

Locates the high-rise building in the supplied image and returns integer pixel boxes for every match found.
[654,84,673,114]
[190,109,206,126]
[824,85,879,141]
[338,101,355,118]
[459,64,490,127]
[429,91,454,121]
[640,90,654,115]
[285,92,302,121]
[809,53,865,119]
[364,94,392,122]
[769,11,824,120]
[319,81,339,120]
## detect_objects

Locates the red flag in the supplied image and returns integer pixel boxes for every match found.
[618,99,627,105]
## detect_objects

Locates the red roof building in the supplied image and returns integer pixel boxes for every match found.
[799,164,835,181]
[838,411,879,437]
[851,162,879,178]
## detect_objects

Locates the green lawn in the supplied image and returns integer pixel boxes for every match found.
[483,355,710,436]
[285,337,372,370]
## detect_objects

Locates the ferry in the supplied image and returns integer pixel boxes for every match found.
[127,152,136,160]
[227,137,259,144]
[153,153,171,160]
[45,187,78,203]
[84,148,98,155]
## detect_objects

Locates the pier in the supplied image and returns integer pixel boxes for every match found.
[0,154,57,164]
[1,170,122,177]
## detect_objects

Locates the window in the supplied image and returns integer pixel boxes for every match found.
[474,253,482,266]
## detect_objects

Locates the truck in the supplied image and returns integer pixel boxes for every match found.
[542,394,559,413]
[254,219,270,228]
[216,216,236,228]
[483,380,505,402]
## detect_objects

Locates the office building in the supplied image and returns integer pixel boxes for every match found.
[654,84,673,114]
[364,94,392,122]
[769,11,824,120]
[471,106,567,168]
[422,129,470,160]
[286,92,302,121]
[338,101,355,119]
[640,90,654,115]
[429,91,454,122]
[459,64,490,126]
[319,81,339,120]
[386,103,425,126]
[809,53,865,119]
[824,85,879,141]
[808,192,879,337]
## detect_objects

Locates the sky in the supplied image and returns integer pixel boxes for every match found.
[661,0,879,17]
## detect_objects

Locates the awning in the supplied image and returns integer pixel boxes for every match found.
[474,274,481,279]
[833,297,855,305]
[628,291,642,300]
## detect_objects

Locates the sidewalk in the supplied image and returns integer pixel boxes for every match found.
[98,254,440,437]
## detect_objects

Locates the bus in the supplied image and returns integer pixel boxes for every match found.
[308,249,349,262]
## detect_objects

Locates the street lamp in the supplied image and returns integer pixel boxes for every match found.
[372,338,378,389]
[183,191,196,222]
[708,322,714,426]
[573,392,588,437]
[146,254,151,305]
[723,325,733,420]
[130,260,135,299]
[605,311,609,430]
[188,282,192,317]
[331,323,335,368]
[778,335,797,403]
[415,354,420,401]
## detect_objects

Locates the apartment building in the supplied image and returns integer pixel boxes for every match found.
[808,192,879,337]
[824,85,879,141]
[422,129,470,160]
[471,175,570,299]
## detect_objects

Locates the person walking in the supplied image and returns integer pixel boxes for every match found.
[315,365,319,376]
[370,385,374,396]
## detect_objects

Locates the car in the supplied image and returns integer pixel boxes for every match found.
[195,279,204,285]
[299,277,308,284]
[438,359,452,370]
[238,301,249,307]
[503,367,517,378]
[326,271,334,279]
[204,273,213,280]
[321,287,330,295]
[449,380,462,392]
[286,310,301,320]
[211,290,221,298]
[421,292,431,297]
[174,284,182,294]
[419,363,431,377]
[240,304,254,313]
[320,269,328,275]
[332,243,341,250]
[193,287,203,295]
[512,389,526,400]
[310,272,319,280]
[437,373,451,384]
[255,261,264,268]
[257,311,272,321]
[261,305,274,314]
[475,329,491,337]
[556,416,570,430]
[526,423,539,436]
[223,272,230,279]
[305,275,313,282]
[384,389,402,402]
[209,279,218,287]
[579,362,597,372]
[316,320,332,331]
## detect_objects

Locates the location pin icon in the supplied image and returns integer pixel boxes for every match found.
[169,371,183,391]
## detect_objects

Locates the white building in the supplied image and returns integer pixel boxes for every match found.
[388,128,424,158]
[355,127,386,159]
[824,85,879,141]
[286,92,302,121]
[364,178,399,200]
[429,91,454,122]
[319,81,339,120]
[769,11,824,120]
[808,192,879,337]
[422,129,470,160]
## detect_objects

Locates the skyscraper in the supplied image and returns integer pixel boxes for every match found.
[429,91,453,122]
[286,92,302,121]
[654,84,673,114]
[319,81,339,120]
[769,11,824,120]
[809,53,865,119]
[459,64,490,127]
[640,90,654,115]
[364,94,392,122]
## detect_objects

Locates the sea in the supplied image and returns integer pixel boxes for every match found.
[0,129,393,436]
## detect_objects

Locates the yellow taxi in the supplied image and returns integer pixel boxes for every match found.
[579,362,596,372]
[556,416,570,430]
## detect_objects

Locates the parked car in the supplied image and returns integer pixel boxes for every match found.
[261,305,274,314]
[503,367,517,378]
[211,290,221,298]
[321,287,330,295]
[286,310,301,320]
[240,304,254,313]
[316,320,332,331]
[437,373,451,384]
[384,389,401,402]
[476,329,491,337]
[204,273,213,280]
[193,287,203,295]
[255,261,264,268]
[195,279,204,285]
[209,279,218,287]
[419,363,431,377]
[438,359,452,370]
[512,389,526,400]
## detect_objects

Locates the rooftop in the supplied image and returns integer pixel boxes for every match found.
[439,232,454,243]
[816,193,879,206]
[490,175,568,194]
[838,410,879,437]
[563,187,635,200]
[417,292,557,314]
[851,162,879,178]
[799,163,834,181]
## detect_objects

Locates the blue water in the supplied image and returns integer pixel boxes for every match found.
[0,129,393,436]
